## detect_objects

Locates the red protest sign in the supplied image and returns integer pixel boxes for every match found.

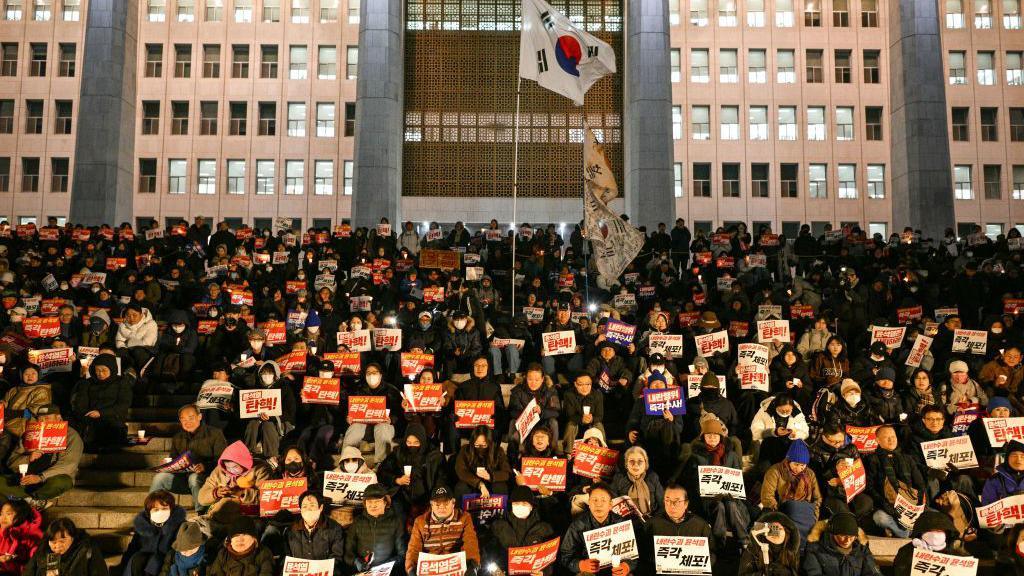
[846,425,880,453]
[322,352,360,375]
[301,376,341,405]
[106,258,127,271]
[39,298,65,316]
[285,280,306,295]
[403,384,445,412]
[519,457,567,492]
[572,444,619,480]
[229,290,254,306]
[677,311,700,328]
[838,458,867,503]
[508,537,561,575]
[23,317,60,339]
[790,305,815,319]
[423,286,445,303]
[259,321,287,345]
[197,319,219,335]
[258,478,307,517]
[897,306,923,324]
[348,396,389,424]
[454,400,494,429]
[22,421,69,453]
[400,352,435,378]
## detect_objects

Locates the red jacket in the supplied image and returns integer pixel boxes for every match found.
[0,508,42,575]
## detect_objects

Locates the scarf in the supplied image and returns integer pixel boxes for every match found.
[705,442,726,466]
[168,547,205,576]
[627,471,652,515]
[915,387,935,412]
[779,460,814,502]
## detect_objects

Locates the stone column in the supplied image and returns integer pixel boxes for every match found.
[624,0,675,231]
[888,0,955,240]
[351,0,404,228]
[70,0,138,226]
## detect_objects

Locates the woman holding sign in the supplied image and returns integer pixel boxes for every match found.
[454,425,512,500]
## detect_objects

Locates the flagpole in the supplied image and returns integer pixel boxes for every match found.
[511,77,523,318]
[582,124,591,308]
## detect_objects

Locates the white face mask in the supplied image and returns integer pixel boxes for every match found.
[845,393,861,407]
[454,319,468,330]
[261,373,276,386]
[511,503,532,519]
[366,374,382,386]
[307,326,320,334]
[300,509,321,526]
[350,322,362,331]
[320,371,334,379]
[150,509,172,525]
[343,461,360,473]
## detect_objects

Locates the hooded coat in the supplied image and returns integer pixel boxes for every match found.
[892,512,967,576]
[22,534,107,576]
[197,441,271,510]
[376,424,446,507]
[490,506,555,573]
[122,506,188,576]
[70,354,133,422]
[750,396,810,442]
[0,507,42,575]
[116,307,159,348]
[738,511,801,576]
[802,520,882,576]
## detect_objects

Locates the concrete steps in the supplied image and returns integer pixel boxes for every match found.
[57,487,193,508]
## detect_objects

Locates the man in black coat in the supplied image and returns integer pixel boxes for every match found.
[646,484,715,571]
[344,484,407,574]
[491,486,555,574]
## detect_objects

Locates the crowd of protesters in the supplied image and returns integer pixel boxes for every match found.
[0,214,1020,575]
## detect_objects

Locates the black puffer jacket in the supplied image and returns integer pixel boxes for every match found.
[803,520,882,576]
[70,354,133,422]
[490,509,555,573]
[120,506,188,576]
[285,517,346,573]
[22,536,108,576]
[207,543,274,576]
[343,506,406,573]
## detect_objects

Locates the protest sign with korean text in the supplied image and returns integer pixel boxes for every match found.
[870,326,906,349]
[508,537,560,575]
[654,536,712,575]
[348,396,389,424]
[572,444,619,480]
[259,478,307,517]
[583,520,639,567]
[921,436,978,470]
[454,401,494,429]
[909,549,977,576]
[283,557,334,576]
[984,417,1024,448]
[196,381,234,411]
[952,329,987,355]
[694,331,728,357]
[518,458,567,492]
[643,387,686,416]
[846,425,880,453]
[697,466,746,499]
[838,458,867,503]
[322,471,377,504]
[649,334,684,358]
[542,331,577,356]
[301,376,341,405]
[403,384,445,412]
[905,335,934,368]
[239,389,282,419]
[22,421,68,453]
[757,320,790,343]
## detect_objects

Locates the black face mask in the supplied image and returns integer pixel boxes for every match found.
[406,444,422,453]
[701,388,720,400]
[284,462,304,474]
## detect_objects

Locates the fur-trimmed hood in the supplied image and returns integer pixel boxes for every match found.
[806,519,868,545]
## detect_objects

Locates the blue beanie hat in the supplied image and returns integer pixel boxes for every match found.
[305,309,322,327]
[988,396,1014,415]
[786,439,810,464]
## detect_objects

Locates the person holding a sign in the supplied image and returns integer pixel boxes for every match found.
[405,486,481,575]
[981,440,1024,505]
[947,361,988,415]
[69,353,133,452]
[646,484,715,561]
[863,426,927,538]
[344,483,408,573]
[0,404,82,507]
[1,365,52,438]
[737,511,802,576]
[490,486,556,575]
[341,363,401,464]
[802,512,881,576]
[284,491,346,574]
[557,483,636,576]
[242,361,297,465]
[891,511,965,576]
[454,426,512,500]
[542,304,586,378]
[508,365,562,448]
[114,303,159,371]
[149,404,227,515]
[207,516,275,576]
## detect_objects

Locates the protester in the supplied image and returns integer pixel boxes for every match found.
[22,518,107,576]
[149,404,227,515]
[120,490,187,576]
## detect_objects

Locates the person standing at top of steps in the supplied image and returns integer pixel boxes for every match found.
[0,404,82,510]
[150,404,227,515]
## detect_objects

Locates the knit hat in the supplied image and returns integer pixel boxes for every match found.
[840,379,860,397]
[172,522,205,552]
[305,309,322,327]
[875,367,896,382]
[1005,439,1024,457]
[949,360,969,374]
[647,371,667,386]
[227,516,258,538]
[786,439,810,464]
[510,485,536,506]
[828,512,859,537]
[699,415,727,437]
[700,372,720,389]
[988,396,1014,415]
[869,341,888,357]
[582,427,607,447]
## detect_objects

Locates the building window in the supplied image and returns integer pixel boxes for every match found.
[138,159,157,193]
[691,0,709,25]
[203,44,221,78]
[314,160,333,195]
[177,0,194,22]
[318,45,337,80]
[50,157,68,192]
[751,163,769,197]
[1005,0,1022,28]
[691,49,709,83]
[836,107,854,141]
[808,164,827,198]
[289,45,308,80]
[670,0,681,24]
[285,160,304,194]
[952,107,969,140]
[263,0,280,21]
[200,101,218,135]
[1012,165,1024,199]
[718,0,737,25]
[807,106,826,140]
[865,106,883,140]
[287,102,306,137]
[54,100,72,134]
[171,101,188,135]
[316,102,335,137]
[867,164,885,198]
[147,0,165,21]
[227,159,245,195]
[776,0,794,25]
[722,163,740,197]
[946,0,964,27]
[780,163,798,197]
[674,163,684,197]
[0,158,9,191]
[0,100,12,133]
[984,164,1002,199]
[838,164,857,198]
[54,43,71,76]
[834,50,851,83]
[670,49,681,82]
[806,49,823,83]
[175,44,191,78]
[975,0,992,27]
[691,105,709,140]
[205,0,223,21]
[863,50,880,83]
[21,158,39,192]
[777,49,796,83]
[145,44,163,78]
[61,0,78,21]
[25,100,43,134]
[346,46,358,79]
[954,165,973,199]
[693,163,711,196]
[778,106,797,140]
[320,0,338,22]
[256,160,275,194]
[1008,52,1023,85]
[229,102,246,136]
[291,0,309,23]
[833,0,849,25]
[3,0,21,20]
[141,101,160,135]
[261,45,278,78]
[862,0,878,25]
[234,0,252,22]
[259,102,276,135]
[343,160,353,195]
[805,0,821,25]
[32,0,49,20]
[981,107,998,141]
[197,159,216,194]
[719,49,738,83]
[672,105,684,140]
[949,51,967,84]
[977,51,995,85]
[344,102,356,136]
[1,44,17,76]
[232,45,249,78]
[749,106,768,140]
[748,49,766,83]
[29,44,47,77]
[1011,108,1024,141]
[168,159,186,194]
[720,106,739,140]
[748,0,765,25]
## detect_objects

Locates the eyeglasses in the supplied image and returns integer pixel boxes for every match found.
[665,498,686,505]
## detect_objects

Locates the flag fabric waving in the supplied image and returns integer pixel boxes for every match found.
[582,128,643,286]
[584,127,619,203]
[518,0,617,105]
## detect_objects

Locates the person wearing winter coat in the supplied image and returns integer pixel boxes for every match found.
[832,380,881,427]
[802,513,882,576]
[323,445,377,528]
[946,360,988,415]
[341,362,401,464]
[70,353,133,451]
[562,373,606,450]
[737,511,800,576]
[761,440,821,538]
[442,311,482,374]
[453,356,509,442]
[982,440,1024,505]
[507,365,561,445]
[901,369,947,421]
[609,446,664,520]
[120,490,188,576]
[377,423,446,514]
[892,511,968,576]
[624,372,685,463]
[863,425,927,537]
[809,337,850,390]
[405,486,481,575]
[116,303,159,370]
[285,492,346,575]
[81,309,115,350]
[149,404,227,515]
[158,521,206,576]
[1,365,52,438]
[0,499,42,576]
[866,367,903,424]
[645,484,715,568]
[1,404,83,507]
[769,346,813,408]
[22,518,108,576]
[750,393,810,466]
[454,425,512,500]
[490,486,555,575]
[153,309,199,392]
[207,517,273,576]
[684,372,739,441]
[979,346,1024,412]
[197,441,271,530]
[796,318,832,360]
[344,484,407,574]
[241,361,296,463]
[558,483,636,575]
